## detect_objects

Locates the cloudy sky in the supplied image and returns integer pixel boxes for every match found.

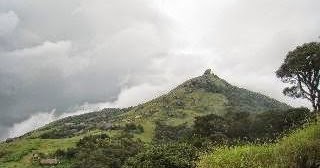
[0,0,319,140]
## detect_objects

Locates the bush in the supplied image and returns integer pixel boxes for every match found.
[0,150,8,158]
[55,148,78,159]
[224,111,251,141]
[71,133,143,168]
[124,123,144,134]
[194,114,228,137]
[154,122,191,142]
[192,108,312,144]
[53,133,143,168]
[250,108,312,140]
[124,143,199,168]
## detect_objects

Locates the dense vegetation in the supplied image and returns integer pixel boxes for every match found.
[197,121,320,168]
[57,133,143,168]
[124,143,198,168]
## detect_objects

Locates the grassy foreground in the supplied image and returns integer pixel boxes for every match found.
[197,121,320,168]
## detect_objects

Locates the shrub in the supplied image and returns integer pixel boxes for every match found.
[124,143,198,168]
[194,114,228,138]
[71,133,143,168]
[124,123,144,134]
[250,108,312,140]
[154,122,191,142]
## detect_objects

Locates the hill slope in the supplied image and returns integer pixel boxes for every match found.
[0,70,290,167]
[31,70,289,140]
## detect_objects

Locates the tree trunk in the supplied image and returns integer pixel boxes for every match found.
[311,99,317,112]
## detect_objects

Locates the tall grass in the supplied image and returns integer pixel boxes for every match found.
[197,122,320,168]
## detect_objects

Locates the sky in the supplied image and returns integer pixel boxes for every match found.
[0,0,319,140]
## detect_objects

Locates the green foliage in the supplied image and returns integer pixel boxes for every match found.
[197,122,320,168]
[0,137,78,168]
[0,140,39,163]
[39,127,83,139]
[0,150,7,158]
[193,114,229,143]
[123,123,144,134]
[124,143,199,168]
[224,111,251,140]
[180,71,289,113]
[154,121,191,142]
[192,108,312,143]
[35,108,129,139]
[250,107,312,140]
[56,133,144,168]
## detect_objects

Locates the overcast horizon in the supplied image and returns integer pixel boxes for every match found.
[0,0,319,140]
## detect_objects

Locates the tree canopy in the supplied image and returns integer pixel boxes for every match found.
[276,42,320,111]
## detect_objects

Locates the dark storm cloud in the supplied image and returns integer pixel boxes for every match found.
[0,0,176,140]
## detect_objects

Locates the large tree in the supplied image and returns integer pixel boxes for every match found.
[276,42,320,112]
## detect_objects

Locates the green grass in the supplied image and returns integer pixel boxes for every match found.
[111,88,229,143]
[119,89,229,139]
[134,120,156,142]
[0,137,80,168]
[0,129,126,168]
[197,122,320,168]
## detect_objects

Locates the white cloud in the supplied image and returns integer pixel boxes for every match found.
[8,110,56,138]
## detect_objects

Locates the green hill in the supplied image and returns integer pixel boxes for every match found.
[0,70,291,168]
[28,70,288,141]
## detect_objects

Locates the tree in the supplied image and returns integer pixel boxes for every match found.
[154,122,191,142]
[276,42,320,112]
[224,111,251,140]
[193,114,229,143]
[124,143,198,168]
[62,133,144,168]
[250,108,308,140]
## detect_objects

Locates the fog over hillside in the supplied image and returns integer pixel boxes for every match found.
[0,0,319,140]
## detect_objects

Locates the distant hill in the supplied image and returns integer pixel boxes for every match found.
[0,69,291,168]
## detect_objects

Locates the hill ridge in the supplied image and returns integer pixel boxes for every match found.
[15,69,290,140]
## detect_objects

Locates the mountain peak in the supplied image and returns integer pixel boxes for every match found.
[175,70,289,113]
[203,69,212,76]
[178,68,226,92]
[202,69,219,79]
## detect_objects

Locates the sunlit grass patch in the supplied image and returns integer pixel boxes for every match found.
[0,137,79,168]
[197,122,320,168]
